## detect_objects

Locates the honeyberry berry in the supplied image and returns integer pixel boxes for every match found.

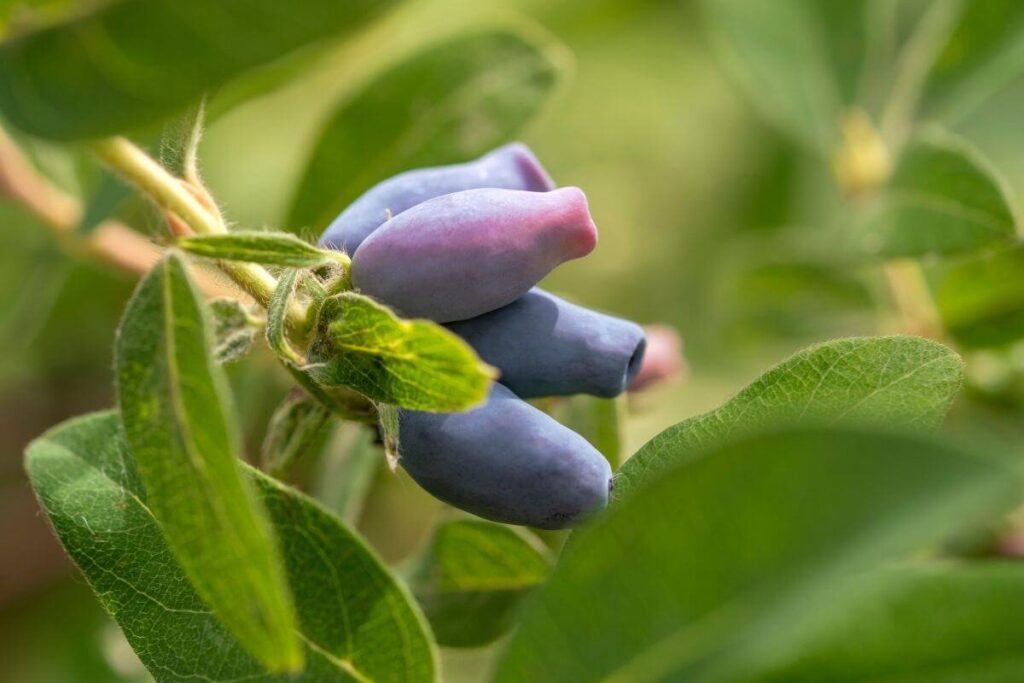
[351,187,597,322]
[398,383,613,529]
[319,143,554,254]
[447,289,646,398]
[629,324,686,392]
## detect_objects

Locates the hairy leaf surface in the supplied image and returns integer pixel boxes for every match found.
[616,336,963,499]
[116,252,300,671]
[26,411,437,682]
[308,293,495,411]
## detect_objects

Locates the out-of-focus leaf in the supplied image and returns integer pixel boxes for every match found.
[932,244,1024,348]
[496,428,1019,683]
[313,422,382,526]
[0,0,400,140]
[179,232,348,268]
[924,0,1024,124]
[307,292,496,411]
[26,411,437,682]
[551,396,622,469]
[261,391,331,477]
[287,28,565,232]
[616,336,963,499]
[159,101,205,181]
[0,244,67,351]
[747,563,1024,682]
[859,130,1016,257]
[76,170,132,235]
[702,0,861,153]
[115,252,301,672]
[208,297,260,364]
[411,519,552,648]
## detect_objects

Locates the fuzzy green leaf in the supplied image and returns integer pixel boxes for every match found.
[209,297,260,364]
[307,293,495,412]
[179,232,348,269]
[496,428,1019,683]
[616,336,963,500]
[859,130,1017,257]
[261,391,331,477]
[115,252,301,672]
[0,0,400,139]
[411,519,551,649]
[26,411,437,682]
[287,28,564,231]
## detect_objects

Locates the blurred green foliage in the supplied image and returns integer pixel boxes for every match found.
[9,0,1024,680]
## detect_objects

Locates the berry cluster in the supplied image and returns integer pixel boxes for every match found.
[321,144,646,529]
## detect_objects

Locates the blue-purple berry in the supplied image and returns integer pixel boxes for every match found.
[351,187,598,322]
[319,143,554,254]
[447,289,646,398]
[398,383,612,529]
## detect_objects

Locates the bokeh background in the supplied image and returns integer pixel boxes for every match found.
[5,0,1024,680]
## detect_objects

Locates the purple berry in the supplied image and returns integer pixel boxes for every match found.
[447,289,646,398]
[319,143,555,254]
[398,383,612,529]
[351,187,598,322]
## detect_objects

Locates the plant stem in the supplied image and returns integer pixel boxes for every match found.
[881,259,945,340]
[89,136,309,330]
[0,129,237,298]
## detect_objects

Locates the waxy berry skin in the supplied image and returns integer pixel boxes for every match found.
[398,383,613,529]
[351,187,598,322]
[448,289,646,398]
[318,143,555,255]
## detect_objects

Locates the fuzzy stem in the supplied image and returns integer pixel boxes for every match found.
[89,136,309,330]
[0,130,237,298]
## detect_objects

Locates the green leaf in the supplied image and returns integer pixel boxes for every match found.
[923,0,1024,124]
[76,170,132,235]
[0,0,400,140]
[551,396,622,469]
[747,563,1024,682]
[313,422,382,526]
[266,271,377,423]
[932,244,1024,348]
[411,519,551,649]
[287,28,564,231]
[496,427,1019,683]
[160,101,206,182]
[307,292,496,412]
[179,232,348,269]
[115,252,301,672]
[376,401,400,470]
[859,130,1017,257]
[261,391,331,477]
[26,411,437,682]
[615,336,963,500]
[702,0,861,154]
[209,297,261,364]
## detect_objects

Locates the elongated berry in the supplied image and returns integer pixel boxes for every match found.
[351,187,598,322]
[399,383,612,529]
[447,289,645,398]
[319,143,555,254]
